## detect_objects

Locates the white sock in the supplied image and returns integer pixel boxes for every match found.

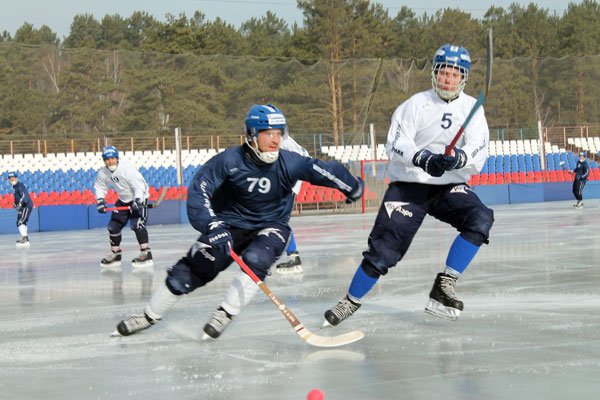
[221,271,259,316]
[18,224,27,237]
[145,284,179,320]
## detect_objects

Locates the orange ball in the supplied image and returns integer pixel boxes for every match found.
[307,389,324,400]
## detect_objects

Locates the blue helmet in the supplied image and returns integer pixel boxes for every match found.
[101,146,119,160]
[244,104,288,139]
[7,171,18,179]
[244,104,288,164]
[431,44,471,100]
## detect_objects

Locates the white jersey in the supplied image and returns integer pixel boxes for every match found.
[385,88,489,184]
[94,158,149,202]
[280,135,310,194]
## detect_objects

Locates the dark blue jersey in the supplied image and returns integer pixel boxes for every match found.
[574,160,589,181]
[187,145,360,232]
[12,181,32,207]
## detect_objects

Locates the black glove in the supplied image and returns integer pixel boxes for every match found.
[131,198,144,211]
[441,147,467,171]
[14,202,23,211]
[345,176,364,204]
[96,198,106,214]
[206,220,232,257]
[412,149,446,177]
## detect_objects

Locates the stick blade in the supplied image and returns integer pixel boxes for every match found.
[304,329,365,348]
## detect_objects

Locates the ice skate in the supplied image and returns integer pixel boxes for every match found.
[573,200,583,209]
[15,236,30,249]
[275,251,303,274]
[132,249,154,268]
[425,272,464,320]
[100,249,122,268]
[202,307,234,340]
[112,312,159,336]
[323,295,361,326]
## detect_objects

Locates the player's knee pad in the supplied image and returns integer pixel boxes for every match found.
[462,207,494,246]
[107,220,123,235]
[242,248,272,280]
[165,272,194,295]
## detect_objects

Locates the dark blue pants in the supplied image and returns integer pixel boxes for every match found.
[107,199,149,246]
[572,179,586,201]
[165,222,291,295]
[16,205,32,226]
[361,182,494,277]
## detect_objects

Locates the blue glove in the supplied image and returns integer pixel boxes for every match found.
[345,176,364,204]
[131,198,144,211]
[441,147,467,171]
[412,149,446,177]
[206,220,232,256]
[96,198,106,214]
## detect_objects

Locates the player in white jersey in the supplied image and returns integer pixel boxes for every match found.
[324,44,494,325]
[273,135,310,274]
[94,146,154,270]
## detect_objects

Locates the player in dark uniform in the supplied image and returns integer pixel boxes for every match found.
[8,172,33,248]
[113,103,363,339]
[572,152,589,209]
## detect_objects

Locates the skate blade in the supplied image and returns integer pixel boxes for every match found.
[110,329,123,337]
[322,320,332,327]
[424,299,460,321]
[100,261,122,269]
[132,260,154,268]
[201,333,215,341]
[275,265,303,275]
[16,243,30,249]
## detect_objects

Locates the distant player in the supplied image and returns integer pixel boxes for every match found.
[324,44,494,325]
[274,134,310,274]
[571,152,589,209]
[8,172,33,248]
[94,146,154,269]
[113,103,363,339]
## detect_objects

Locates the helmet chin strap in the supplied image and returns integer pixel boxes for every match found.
[245,136,279,164]
[106,162,118,172]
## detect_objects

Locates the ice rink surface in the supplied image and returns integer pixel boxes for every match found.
[1,200,600,400]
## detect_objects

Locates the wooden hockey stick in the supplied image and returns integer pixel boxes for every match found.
[445,28,493,156]
[229,248,365,348]
[105,187,169,212]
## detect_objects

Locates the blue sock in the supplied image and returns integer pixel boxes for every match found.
[445,235,480,275]
[287,232,297,255]
[348,265,379,300]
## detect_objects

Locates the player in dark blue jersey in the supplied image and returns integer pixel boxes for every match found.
[114,103,364,339]
[8,172,33,248]
[572,152,589,209]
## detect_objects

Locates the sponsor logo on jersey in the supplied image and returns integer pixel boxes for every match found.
[384,201,413,218]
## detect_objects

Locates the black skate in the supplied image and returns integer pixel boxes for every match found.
[425,272,464,320]
[275,251,303,274]
[113,312,159,336]
[16,236,30,248]
[100,250,122,268]
[132,249,154,268]
[323,295,361,326]
[202,307,234,340]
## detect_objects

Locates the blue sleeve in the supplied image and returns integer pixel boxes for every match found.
[15,182,32,206]
[284,152,360,197]
[186,151,231,233]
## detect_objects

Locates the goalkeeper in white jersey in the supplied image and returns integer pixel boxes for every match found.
[94,146,154,270]
[325,44,494,324]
